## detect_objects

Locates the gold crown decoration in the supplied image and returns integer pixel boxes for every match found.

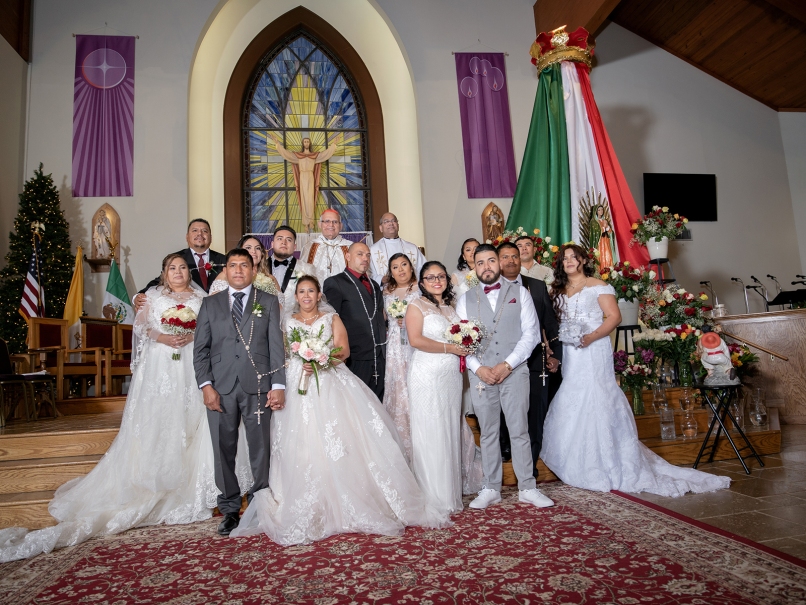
[530,25,593,74]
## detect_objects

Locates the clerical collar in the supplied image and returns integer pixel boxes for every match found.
[318,234,343,245]
[383,237,400,242]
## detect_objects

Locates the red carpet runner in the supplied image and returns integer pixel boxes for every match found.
[1,484,804,604]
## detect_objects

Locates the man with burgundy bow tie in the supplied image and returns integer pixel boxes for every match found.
[456,244,554,510]
[268,225,315,300]
[323,242,387,400]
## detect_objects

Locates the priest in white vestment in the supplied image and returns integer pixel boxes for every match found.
[300,209,352,283]
[369,213,427,284]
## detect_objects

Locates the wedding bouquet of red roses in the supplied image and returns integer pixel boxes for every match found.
[160,304,197,360]
[445,319,485,372]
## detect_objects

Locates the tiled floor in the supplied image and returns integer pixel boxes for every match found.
[635,424,806,560]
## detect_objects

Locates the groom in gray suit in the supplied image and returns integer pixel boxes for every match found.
[194,248,286,535]
[456,244,554,510]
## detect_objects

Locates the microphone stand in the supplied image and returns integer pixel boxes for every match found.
[746,285,769,312]
[767,274,782,295]
[731,278,750,314]
[699,280,718,306]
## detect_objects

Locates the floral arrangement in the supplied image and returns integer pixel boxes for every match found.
[613,349,655,396]
[661,324,702,367]
[488,226,560,268]
[287,324,343,394]
[640,283,712,329]
[465,271,480,289]
[630,328,673,360]
[387,298,408,319]
[445,319,485,372]
[630,206,688,245]
[160,304,197,360]
[599,261,656,302]
[254,272,279,295]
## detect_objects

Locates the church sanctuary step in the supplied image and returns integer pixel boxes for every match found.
[0,455,103,494]
[57,395,127,415]
[0,490,57,530]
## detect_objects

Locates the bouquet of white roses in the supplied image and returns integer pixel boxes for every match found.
[445,319,485,372]
[387,297,409,345]
[253,272,279,295]
[287,324,343,394]
[160,304,197,360]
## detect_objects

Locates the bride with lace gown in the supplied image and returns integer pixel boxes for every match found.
[231,275,450,545]
[541,245,730,497]
[0,255,251,562]
[406,262,483,515]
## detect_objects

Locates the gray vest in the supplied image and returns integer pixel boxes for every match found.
[466,282,523,367]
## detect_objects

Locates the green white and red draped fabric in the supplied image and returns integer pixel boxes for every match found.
[507,27,649,267]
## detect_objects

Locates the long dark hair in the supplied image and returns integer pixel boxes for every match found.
[237,235,270,276]
[419,261,455,307]
[456,238,480,271]
[551,244,596,319]
[384,252,416,294]
[158,253,191,291]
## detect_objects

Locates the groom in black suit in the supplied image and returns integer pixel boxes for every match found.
[137,218,226,296]
[498,242,561,478]
[323,242,387,401]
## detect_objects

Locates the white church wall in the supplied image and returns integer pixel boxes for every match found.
[590,23,800,315]
[0,36,28,262]
[24,0,219,313]
[779,112,806,280]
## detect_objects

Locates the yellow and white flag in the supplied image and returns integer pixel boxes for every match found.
[63,245,84,350]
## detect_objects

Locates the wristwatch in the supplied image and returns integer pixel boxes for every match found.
[503,361,513,372]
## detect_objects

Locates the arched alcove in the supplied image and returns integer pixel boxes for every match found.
[187,0,423,253]
[223,7,387,248]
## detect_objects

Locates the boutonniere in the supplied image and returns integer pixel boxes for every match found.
[204,262,212,271]
[252,302,265,317]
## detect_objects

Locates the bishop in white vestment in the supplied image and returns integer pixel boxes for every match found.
[299,209,351,283]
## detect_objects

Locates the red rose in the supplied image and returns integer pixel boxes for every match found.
[684,307,696,316]
[536,238,543,244]
[176,304,185,310]
[462,336,473,346]
[450,325,461,334]
[621,286,628,292]
[703,305,712,312]
[204,262,212,271]
[673,293,680,299]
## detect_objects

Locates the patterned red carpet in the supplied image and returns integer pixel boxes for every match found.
[1,484,805,604]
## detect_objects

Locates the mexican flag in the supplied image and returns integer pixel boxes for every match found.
[103,259,133,324]
[507,26,648,268]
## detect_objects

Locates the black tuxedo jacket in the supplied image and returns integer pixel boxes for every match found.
[269,256,298,293]
[139,248,226,294]
[521,275,562,370]
[323,271,387,361]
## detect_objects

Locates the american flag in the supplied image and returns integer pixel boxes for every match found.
[19,235,45,320]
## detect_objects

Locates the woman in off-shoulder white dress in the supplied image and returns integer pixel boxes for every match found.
[541,245,730,497]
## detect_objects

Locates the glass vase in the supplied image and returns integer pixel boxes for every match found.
[678,361,693,388]
[631,388,645,416]
[681,409,698,440]
[652,384,667,413]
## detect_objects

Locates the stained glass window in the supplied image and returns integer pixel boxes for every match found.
[243,32,370,234]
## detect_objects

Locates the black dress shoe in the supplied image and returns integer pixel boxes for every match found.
[501,446,512,463]
[217,512,240,536]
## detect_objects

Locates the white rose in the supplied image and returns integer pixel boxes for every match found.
[542,251,549,258]
[544,236,551,243]
[632,285,639,292]
[649,271,657,279]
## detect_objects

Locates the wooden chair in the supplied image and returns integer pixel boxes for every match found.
[27,318,105,400]
[0,338,31,427]
[80,317,118,396]
[109,323,134,394]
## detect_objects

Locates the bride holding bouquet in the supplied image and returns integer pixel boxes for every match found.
[231,274,449,545]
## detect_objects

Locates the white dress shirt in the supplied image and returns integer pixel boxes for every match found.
[521,261,553,283]
[200,283,285,390]
[271,257,291,288]
[455,276,540,374]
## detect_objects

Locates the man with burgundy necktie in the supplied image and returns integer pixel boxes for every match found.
[136,219,226,302]
[323,242,387,400]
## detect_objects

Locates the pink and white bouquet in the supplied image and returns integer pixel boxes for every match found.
[160,304,197,360]
[445,319,485,372]
[287,324,343,394]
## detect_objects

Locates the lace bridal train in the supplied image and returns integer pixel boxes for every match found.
[0,287,251,562]
[541,284,730,497]
[232,313,450,545]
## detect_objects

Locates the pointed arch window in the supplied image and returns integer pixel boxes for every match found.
[243,32,370,234]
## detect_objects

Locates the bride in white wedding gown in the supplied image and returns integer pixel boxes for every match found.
[0,254,251,562]
[541,245,730,497]
[232,275,450,545]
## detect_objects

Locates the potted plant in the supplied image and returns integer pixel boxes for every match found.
[630,206,688,260]
[640,283,711,330]
[614,348,656,415]
[600,261,656,326]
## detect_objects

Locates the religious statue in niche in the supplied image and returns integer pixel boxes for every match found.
[269,132,343,234]
[91,203,120,262]
[579,190,616,268]
[481,201,504,243]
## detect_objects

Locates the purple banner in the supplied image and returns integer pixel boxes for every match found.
[72,35,135,197]
[455,52,516,198]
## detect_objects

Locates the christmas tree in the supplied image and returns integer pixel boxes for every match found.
[0,164,73,353]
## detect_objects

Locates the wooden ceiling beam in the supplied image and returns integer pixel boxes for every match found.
[533,0,624,37]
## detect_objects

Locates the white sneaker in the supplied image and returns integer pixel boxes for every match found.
[469,488,502,510]
[519,488,554,508]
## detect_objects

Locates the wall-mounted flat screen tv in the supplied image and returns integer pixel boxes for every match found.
[643,173,717,221]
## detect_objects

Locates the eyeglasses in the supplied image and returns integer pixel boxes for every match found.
[422,274,448,283]
[320,219,340,225]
